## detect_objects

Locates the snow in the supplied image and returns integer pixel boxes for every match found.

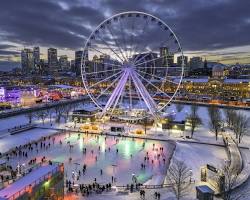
[173,78,209,83]
[224,79,250,83]
[0,128,58,153]
[0,102,249,199]
[173,142,227,181]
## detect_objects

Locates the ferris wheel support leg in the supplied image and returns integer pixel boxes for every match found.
[100,70,129,117]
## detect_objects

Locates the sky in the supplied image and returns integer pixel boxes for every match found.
[0,0,250,71]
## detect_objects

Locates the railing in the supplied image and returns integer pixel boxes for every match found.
[1,162,63,200]
[8,124,35,135]
[116,183,172,190]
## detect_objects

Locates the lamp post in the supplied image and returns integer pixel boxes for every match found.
[189,169,193,183]
[102,118,105,132]
[17,162,21,178]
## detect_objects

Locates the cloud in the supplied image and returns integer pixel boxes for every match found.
[0,0,250,70]
[0,44,17,49]
[0,50,19,56]
[0,0,105,49]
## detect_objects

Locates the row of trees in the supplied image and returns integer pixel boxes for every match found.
[24,102,80,125]
[185,104,249,143]
[224,108,249,143]
[208,106,249,143]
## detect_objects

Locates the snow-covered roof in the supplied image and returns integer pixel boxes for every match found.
[196,185,214,194]
[224,79,250,84]
[50,85,74,89]
[173,78,209,83]
[0,164,59,199]
[173,78,249,84]
[173,111,187,122]
[81,105,99,112]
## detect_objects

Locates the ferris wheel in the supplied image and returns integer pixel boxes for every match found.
[81,11,184,120]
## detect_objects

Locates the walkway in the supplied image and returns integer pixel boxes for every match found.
[222,132,249,190]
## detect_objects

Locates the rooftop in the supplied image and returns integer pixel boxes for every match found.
[196,185,214,194]
[0,163,60,199]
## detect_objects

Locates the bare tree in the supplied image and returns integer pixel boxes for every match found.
[221,162,239,200]
[61,105,72,123]
[176,104,184,112]
[46,108,54,125]
[208,106,222,140]
[187,104,201,138]
[166,158,192,200]
[224,108,237,128]
[25,112,35,124]
[54,105,66,124]
[35,110,47,125]
[231,112,249,143]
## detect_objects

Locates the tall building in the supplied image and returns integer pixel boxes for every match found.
[33,47,40,73]
[177,55,189,77]
[59,55,70,71]
[33,47,40,65]
[48,48,58,73]
[21,48,34,74]
[177,56,188,67]
[189,56,203,70]
[75,50,88,76]
[160,47,174,67]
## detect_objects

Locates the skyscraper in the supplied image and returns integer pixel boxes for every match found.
[33,47,40,73]
[59,55,70,71]
[177,56,188,67]
[160,47,174,67]
[33,47,40,65]
[189,57,203,70]
[75,50,83,76]
[21,48,34,74]
[177,55,189,77]
[48,48,58,73]
[75,50,88,76]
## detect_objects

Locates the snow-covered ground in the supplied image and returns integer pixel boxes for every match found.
[0,128,58,153]
[174,142,227,181]
[0,102,249,199]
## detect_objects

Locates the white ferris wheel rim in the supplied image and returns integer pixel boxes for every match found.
[81,11,184,115]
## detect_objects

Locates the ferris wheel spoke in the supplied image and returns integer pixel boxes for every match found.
[96,73,123,100]
[132,18,150,63]
[133,51,154,65]
[128,16,136,59]
[135,69,178,85]
[106,25,128,61]
[89,70,123,89]
[88,46,122,63]
[95,34,125,63]
[131,17,150,62]
[85,68,121,75]
[118,18,129,59]
[129,76,132,110]
[135,71,171,98]
[102,62,123,68]
[134,55,169,67]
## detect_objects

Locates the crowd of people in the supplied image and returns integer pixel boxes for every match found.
[0,129,168,199]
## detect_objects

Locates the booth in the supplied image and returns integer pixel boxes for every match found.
[196,185,214,200]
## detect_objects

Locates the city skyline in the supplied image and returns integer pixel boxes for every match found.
[0,0,250,71]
